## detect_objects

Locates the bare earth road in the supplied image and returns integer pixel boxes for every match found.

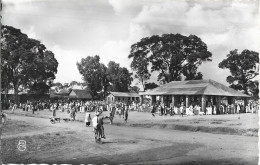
[2,114,258,164]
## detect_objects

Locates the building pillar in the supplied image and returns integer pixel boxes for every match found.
[171,95,175,107]
[152,95,156,104]
[216,96,221,114]
[202,95,207,113]
[243,98,248,113]
[185,96,189,108]
[140,95,144,104]
[161,96,164,104]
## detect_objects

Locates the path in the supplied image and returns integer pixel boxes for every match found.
[2,114,258,164]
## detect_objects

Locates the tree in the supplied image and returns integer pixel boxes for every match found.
[99,63,110,99]
[107,61,133,92]
[219,49,259,97]
[129,34,212,83]
[248,80,259,99]
[29,82,50,94]
[129,86,140,93]
[77,57,133,99]
[53,82,63,89]
[144,82,159,91]
[1,25,58,103]
[129,51,151,91]
[77,55,104,99]
[70,81,79,87]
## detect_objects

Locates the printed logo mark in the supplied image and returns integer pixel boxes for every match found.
[17,140,26,151]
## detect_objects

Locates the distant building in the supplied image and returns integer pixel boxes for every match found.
[50,89,92,100]
[140,79,250,114]
[69,89,92,100]
[106,92,140,104]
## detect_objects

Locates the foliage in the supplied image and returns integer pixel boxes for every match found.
[77,55,104,99]
[219,49,259,97]
[106,61,133,92]
[29,82,50,94]
[52,82,63,89]
[129,86,140,93]
[1,25,58,102]
[129,33,212,83]
[77,57,133,99]
[69,81,80,87]
[130,52,151,91]
[144,82,159,91]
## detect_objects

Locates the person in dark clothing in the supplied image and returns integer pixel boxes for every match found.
[124,105,129,123]
[151,104,156,117]
[160,105,164,116]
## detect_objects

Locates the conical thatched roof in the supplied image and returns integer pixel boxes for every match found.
[140,79,250,97]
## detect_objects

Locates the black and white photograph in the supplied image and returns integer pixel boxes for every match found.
[0,0,259,164]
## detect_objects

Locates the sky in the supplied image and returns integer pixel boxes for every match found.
[2,0,259,87]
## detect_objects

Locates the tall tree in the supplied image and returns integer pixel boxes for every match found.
[129,49,151,91]
[219,49,259,96]
[99,63,110,99]
[129,34,212,83]
[107,61,133,92]
[77,55,104,99]
[29,82,50,94]
[1,25,58,103]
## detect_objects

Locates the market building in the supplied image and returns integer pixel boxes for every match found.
[140,79,250,114]
[106,92,140,104]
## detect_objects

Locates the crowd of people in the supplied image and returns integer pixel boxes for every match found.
[3,98,258,141]
[7,100,133,123]
[137,100,259,117]
[6,99,259,120]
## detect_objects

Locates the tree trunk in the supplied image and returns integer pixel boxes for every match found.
[0,97,2,164]
[0,124,2,164]
[14,83,19,105]
[141,79,145,92]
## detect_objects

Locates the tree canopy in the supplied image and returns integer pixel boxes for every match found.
[77,55,104,99]
[1,25,58,102]
[77,56,133,99]
[219,49,259,97]
[129,33,212,83]
[107,61,133,92]
[144,82,159,91]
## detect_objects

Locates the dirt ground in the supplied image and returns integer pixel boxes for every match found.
[5,108,259,136]
[1,110,258,164]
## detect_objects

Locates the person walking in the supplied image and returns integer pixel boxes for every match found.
[180,103,184,117]
[70,106,76,121]
[151,104,156,117]
[237,103,241,114]
[85,112,91,126]
[164,105,168,116]
[52,105,56,117]
[124,105,129,123]
[12,103,17,114]
[122,104,125,119]
[32,102,35,114]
